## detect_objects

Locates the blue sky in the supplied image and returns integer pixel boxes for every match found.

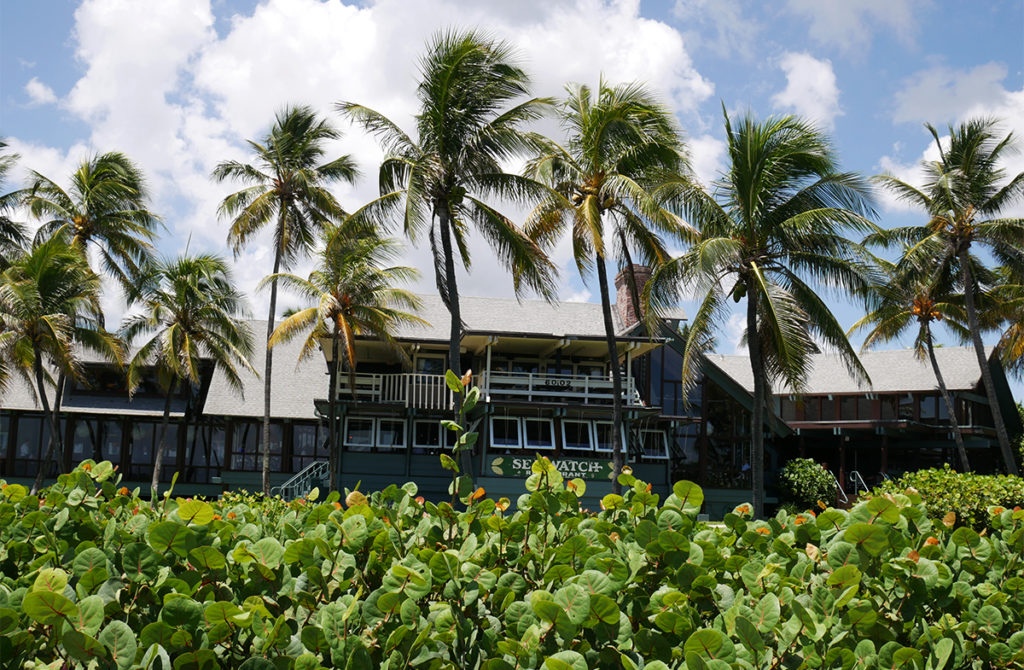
[2,0,1023,398]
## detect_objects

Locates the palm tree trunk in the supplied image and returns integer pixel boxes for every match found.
[745,283,766,518]
[150,387,174,502]
[923,322,970,472]
[328,327,340,492]
[262,249,283,495]
[595,253,625,495]
[53,371,67,467]
[31,350,61,495]
[437,208,471,478]
[959,250,1018,475]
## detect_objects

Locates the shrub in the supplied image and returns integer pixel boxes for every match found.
[873,464,1024,529]
[2,459,1024,668]
[777,457,837,510]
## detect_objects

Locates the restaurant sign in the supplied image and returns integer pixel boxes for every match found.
[489,456,614,480]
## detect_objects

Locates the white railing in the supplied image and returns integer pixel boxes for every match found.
[336,371,641,409]
[481,371,641,406]
[337,373,455,410]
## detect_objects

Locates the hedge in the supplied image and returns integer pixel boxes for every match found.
[1,458,1023,669]
[873,465,1024,530]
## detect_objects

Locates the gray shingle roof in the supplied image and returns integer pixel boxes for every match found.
[202,320,326,420]
[707,347,991,395]
[390,294,685,341]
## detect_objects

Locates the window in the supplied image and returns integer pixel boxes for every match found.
[413,420,441,450]
[490,417,521,449]
[378,419,406,449]
[857,396,873,420]
[522,419,555,450]
[839,397,857,420]
[594,421,624,453]
[182,424,226,484]
[920,395,937,421]
[803,397,821,421]
[0,416,9,475]
[781,398,797,421]
[937,397,950,421]
[576,363,605,378]
[511,360,540,374]
[545,362,573,376]
[880,396,898,420]
[129,422,155,480]
[561,420,593,451]
[640,430,669,460]
[820,397,836,421]
[415,354,446,375]
[292,423,327,472]
[231,422,282,471]
[898,393,914,420]
[344,417,375,450]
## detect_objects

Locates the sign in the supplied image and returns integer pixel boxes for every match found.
[489,456,614,480]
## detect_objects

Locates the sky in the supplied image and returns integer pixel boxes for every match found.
[1,0,1023,398]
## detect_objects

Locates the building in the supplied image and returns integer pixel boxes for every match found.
[710,347,1022,498]
[1,267,1019,515]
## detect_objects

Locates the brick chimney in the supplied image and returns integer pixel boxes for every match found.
[614,264,652,330]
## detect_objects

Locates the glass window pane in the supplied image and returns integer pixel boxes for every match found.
[781,399,797,421]
[378,419,405,449]
[594,422,621,453]
[523,419,554,450]
[802,397,820,421]
[129,422,155,479]
[562,421,592,450]
[15,416,43,461]
[415,356,446,375]
[839,397,857,420]
[937,396,950,420]
[898,393,914,420]
[857,397,872,419]
[413,421,440,448]
[344,418,375,450]
[880,396,897,420]
[641,430,668,459]
[821,398,836,421]
[490,418,520,449]
[920,395,937,420]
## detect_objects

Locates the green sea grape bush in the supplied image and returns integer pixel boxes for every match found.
[777,458,838,512]
[2,461,1024,669]
[873,465,1024,530]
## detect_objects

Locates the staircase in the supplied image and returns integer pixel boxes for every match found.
[270,460,330,500]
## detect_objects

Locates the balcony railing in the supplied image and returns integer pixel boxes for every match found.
[336,371,641,409]
[481,372,640,406]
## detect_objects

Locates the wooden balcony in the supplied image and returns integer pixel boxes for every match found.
[336,372,642,410]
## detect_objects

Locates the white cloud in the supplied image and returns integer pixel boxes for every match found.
[876,85,1024,217]
[9,0,715,318]
[783,0,919,54]
[24,77,58,105]
[771,52,842,129]
[892,62,1009,125]
[672,0,759,59]
[688,133,727,189]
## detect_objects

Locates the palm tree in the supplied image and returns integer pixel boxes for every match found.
[262,221,425,491]
[0,139,28,270]
[24,151,159,292]
[121,254,256,499]
[0,236,122,494]
[213,105,358,495]
[338,30,558,475]
[870,119,1024,475]
[647,112,876,517]
[524,81,690,491]
[848,255,977,471]
[992,265,1024,380]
